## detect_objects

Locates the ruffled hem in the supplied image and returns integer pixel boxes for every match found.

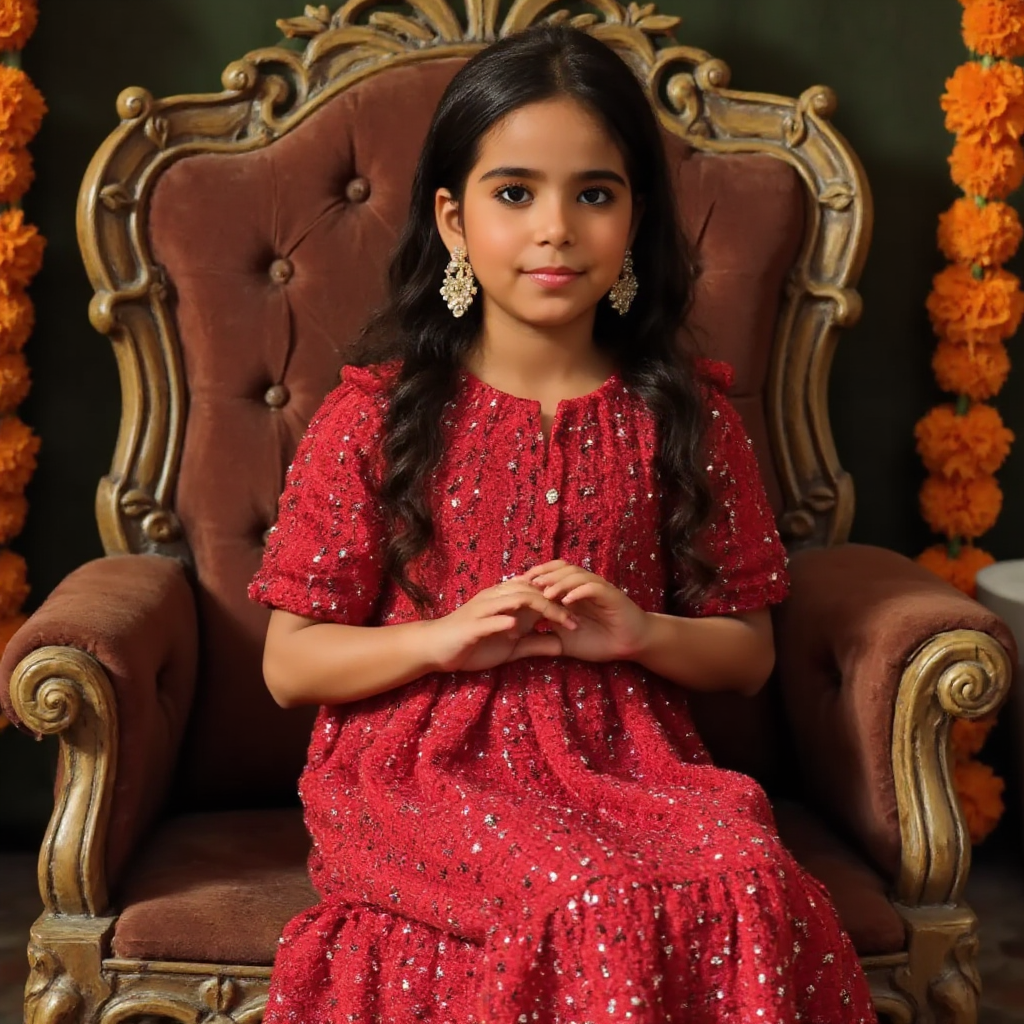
[266,865,874,1024]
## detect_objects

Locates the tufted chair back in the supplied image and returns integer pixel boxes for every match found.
[78,12,869,812]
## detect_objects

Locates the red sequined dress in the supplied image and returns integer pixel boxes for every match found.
[249,361,875,1024]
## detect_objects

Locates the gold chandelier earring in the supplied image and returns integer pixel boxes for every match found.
[608,249,638,315]
[440,246,478,318]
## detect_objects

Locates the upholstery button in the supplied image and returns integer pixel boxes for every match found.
[345,177,371,203]
[269,258,293,284]
[264,384,290,408]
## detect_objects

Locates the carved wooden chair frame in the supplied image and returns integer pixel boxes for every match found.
[11,2,1011,1024]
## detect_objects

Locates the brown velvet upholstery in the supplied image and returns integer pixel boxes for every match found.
[146,59,804,811]
[110,803,904,965]
[775,544,1018,879]
[112,810,315,965]
[0,555,198,884]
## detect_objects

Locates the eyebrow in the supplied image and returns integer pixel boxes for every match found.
[478,166,628,186]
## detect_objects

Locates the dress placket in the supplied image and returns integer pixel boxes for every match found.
[539,406,567,562]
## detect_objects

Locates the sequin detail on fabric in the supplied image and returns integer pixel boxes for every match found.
[248,361,874,1024]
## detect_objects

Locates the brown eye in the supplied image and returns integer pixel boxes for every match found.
[579,187,613,206]
[495,184,531,205]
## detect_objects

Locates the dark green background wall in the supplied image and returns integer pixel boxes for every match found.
[3,0,1020,841]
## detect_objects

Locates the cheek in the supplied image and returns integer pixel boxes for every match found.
[466,222,522,271]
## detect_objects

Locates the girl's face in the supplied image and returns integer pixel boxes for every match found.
[435,96,640,333]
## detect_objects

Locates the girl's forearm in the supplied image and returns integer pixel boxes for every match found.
[263,615,440,708]
[632,610,775,696]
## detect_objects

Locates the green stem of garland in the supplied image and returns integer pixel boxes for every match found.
[955,393,971,416]
[948,536,963,559]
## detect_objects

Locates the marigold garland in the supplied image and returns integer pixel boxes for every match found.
[916,3,1024,843]
[0,1,42,737]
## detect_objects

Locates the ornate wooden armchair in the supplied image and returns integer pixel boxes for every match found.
[1,3,1015,1023]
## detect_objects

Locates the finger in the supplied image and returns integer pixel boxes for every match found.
[541,572,593,600]
[475,615,519,637]
[532,565,583,588]
[560,582,607,606]
[509,632,563,660]
[487,588,579,627]
[523,560,569,581]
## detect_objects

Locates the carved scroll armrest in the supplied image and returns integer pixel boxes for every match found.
[773,543,1015,885]
[0,554,198,917]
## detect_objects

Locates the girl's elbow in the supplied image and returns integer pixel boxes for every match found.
[263,648,302,708]
[738,642,776,697]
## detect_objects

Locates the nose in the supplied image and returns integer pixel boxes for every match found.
[534,194,575,248]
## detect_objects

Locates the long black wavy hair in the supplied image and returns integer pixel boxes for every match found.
[350,24,714,612]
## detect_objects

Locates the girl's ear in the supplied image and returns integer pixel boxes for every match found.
[628,194,645,248]
[434,188,466,254]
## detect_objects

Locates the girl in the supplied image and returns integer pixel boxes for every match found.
[249,24,875,1024]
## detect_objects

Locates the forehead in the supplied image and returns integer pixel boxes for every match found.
[474,97,627,172]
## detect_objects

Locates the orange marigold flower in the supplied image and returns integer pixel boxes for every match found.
[0,548,28,619]
[942,61,1024,144]
[0,351,29,413]
[917,543,996,597]
[0,492,27,544]
[0,287,33,354]
[932,339,1010,399]
[949,135,1024,199]
[927,264,1024,346]
[0,145,32,205]
[963,0,1024,59]
[0,0,38,52]
[920,473,1002,539]
[0,414,38,494]
[0,64,44,149]
[938,197,1022,266]
[915,403,1014,480]
[954,758,1005,843]
[0,208,43,293]
[951,714,998,759]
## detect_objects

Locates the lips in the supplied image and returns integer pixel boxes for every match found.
[524,266,583,288]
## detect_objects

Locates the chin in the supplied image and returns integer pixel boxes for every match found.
[515,303,595,329]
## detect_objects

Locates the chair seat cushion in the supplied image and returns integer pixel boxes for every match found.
[111,803,904,965]
[111,809,315,965]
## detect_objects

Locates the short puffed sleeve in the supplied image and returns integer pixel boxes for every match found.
[248,366,388,624]
[680,359,790,617]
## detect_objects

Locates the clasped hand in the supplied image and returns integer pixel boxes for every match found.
[428,559,650,673]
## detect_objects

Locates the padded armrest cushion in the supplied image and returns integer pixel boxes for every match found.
[0,554,199,886]
[773,543,1016,879]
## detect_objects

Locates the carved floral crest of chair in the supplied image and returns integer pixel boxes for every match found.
[0,3,1015,1024]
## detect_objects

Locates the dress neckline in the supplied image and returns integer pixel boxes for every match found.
[457,366,622,409]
